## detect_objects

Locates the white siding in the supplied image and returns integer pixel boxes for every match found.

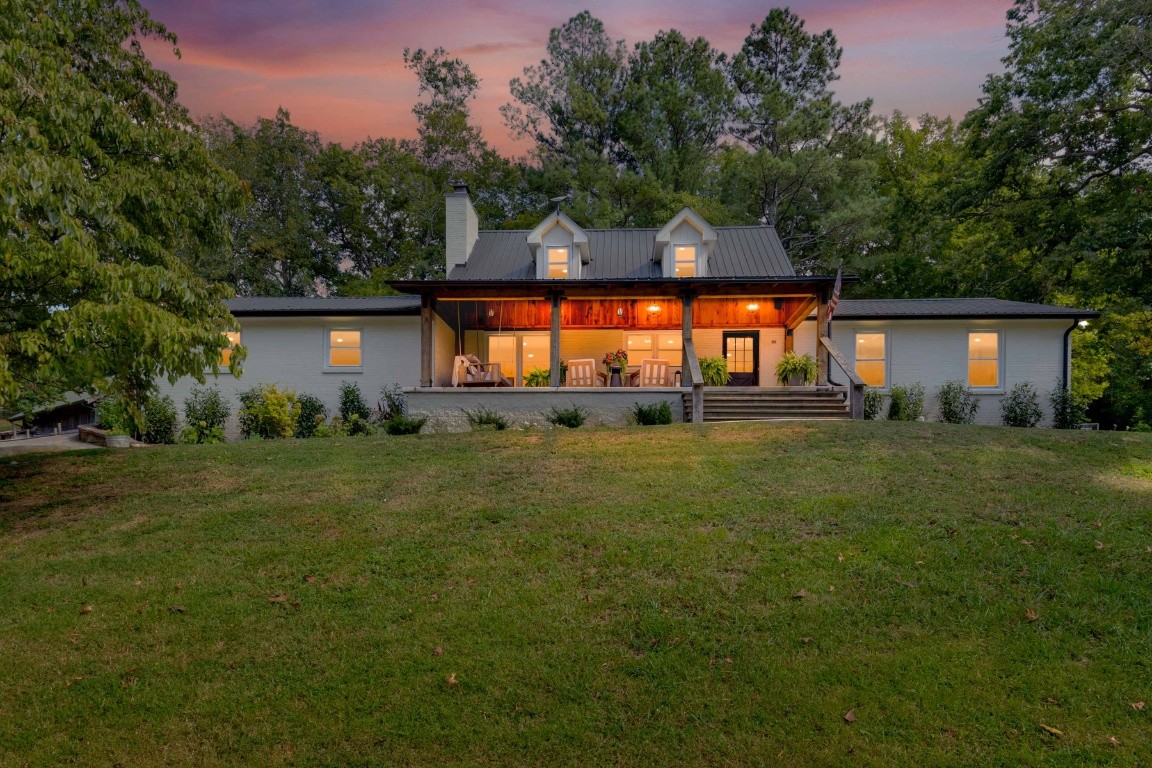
[158,315,421,438]
[826,318,1071,426]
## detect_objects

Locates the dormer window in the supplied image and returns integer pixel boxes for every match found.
[656,208,716,279]
[673,245,697,277]
[547,246,570,278]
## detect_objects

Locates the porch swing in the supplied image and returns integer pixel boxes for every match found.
[451,299,512,387]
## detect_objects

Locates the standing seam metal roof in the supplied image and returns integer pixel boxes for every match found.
[449,225,795,280]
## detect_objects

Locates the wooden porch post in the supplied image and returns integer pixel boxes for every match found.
[549,292,562,387]
[420,294,435,387]
[816,287,829,386]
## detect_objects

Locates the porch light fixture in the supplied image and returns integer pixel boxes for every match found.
[487,309,495,317]
[616,307,624,317]
[1078,319,1089,329]
[774,298,784,310]
[647,304,661,313]
[746,303,760,311]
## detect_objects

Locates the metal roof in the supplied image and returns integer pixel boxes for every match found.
[227,296,421,315]
[832,298,1099,320]
[449,225,795,280]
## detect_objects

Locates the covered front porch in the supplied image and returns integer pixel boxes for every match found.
[391,278,864,423]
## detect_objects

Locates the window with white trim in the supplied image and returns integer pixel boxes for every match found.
[220,331,240,368]
[328,329,362,368]
[855,332,886,387]
[673,245,697,277]
[547,246,570,278]
[967,331,999,388]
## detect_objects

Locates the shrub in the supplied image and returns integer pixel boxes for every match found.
[384,414,427,435]
[1001,382,1043,427]
[936,380,980,424]
[294,393,327,438]
[887,383,925,421]
[632,401,673,425]
[142,394,178,444]
[376,384,407,422]
[182,386,230,443]
[238,385,300,440]
[775,352,818,385]
[1049,384,1087,429]
[547,405,586,428]
[97,396,134,435]
[339,381,373,435]
[863,388,884,420]
[699,356,730,386]
[463,407,508,430]
[523,368,551,387]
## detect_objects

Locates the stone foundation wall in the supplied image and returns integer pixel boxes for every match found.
[405,388,685,432]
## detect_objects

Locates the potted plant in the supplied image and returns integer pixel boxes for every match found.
[775,352,818,386]
[698,356,730,386]
[602,349,628,386]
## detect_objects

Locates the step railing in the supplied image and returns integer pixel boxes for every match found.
[819,336,866,419]
[683,337,704,424]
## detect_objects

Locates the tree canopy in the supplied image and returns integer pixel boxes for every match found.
[0,0,243,418]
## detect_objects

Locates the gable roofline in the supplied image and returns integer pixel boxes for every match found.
[526,210,591,264]
[655,207,717,246]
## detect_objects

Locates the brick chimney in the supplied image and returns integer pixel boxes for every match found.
[445,181,478,276]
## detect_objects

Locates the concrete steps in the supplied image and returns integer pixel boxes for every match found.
[682,387,851,422]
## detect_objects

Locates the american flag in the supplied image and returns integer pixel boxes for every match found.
[827,263,843,322]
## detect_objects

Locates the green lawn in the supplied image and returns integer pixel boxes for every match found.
[1,422,1150,767]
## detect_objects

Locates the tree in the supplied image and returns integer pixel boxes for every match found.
[617,30,733,194]
[723,9,883,271]
[0,0,242,420]
[201,109,334,296]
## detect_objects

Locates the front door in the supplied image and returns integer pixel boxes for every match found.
[723,331,759,386]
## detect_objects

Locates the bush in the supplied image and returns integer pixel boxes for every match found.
[775,352,818,385]
[339,382,373,435]
[1001,382,1043,427]
[863,388,884,420]
[97,396,134,435]
[936,380,980,424]
[1050,384,1087,429]
[182,386,230,443]
[463,407,508,430]
[547,405,586,428]
[295,393,327,438]
[238,385,300,440]
[142,394,178,444]
[384,414,427,435]
[376,384,407,422]
[698,356,730,386]
[632,401,673,425]
[887,383,925,421]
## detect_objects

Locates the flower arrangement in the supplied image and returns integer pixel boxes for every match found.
[602,349,628,371]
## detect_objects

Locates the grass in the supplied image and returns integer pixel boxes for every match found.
[1,421,1150,767]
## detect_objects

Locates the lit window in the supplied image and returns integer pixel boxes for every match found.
[220,331,240,367]
[673,245,697,277]
[547,247,569,278]
[968,331,999,387]
[329,330,362,367]
[855,333,886,387]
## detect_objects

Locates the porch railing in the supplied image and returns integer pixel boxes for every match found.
[683,336,705,424]
[819,336,866,419]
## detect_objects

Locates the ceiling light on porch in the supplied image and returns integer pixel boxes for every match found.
[616,307,624,317]
[487,309,495,317]
[647,304,661,313]
[746,303,760,311]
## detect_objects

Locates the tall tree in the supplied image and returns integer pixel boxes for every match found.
[201,109,334,296]
[723,9,882,271]
[0,0,242,417]
[617,30,733,194]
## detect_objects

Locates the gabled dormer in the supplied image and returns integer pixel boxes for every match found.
[655,208,717,278]
[527,211,590,279]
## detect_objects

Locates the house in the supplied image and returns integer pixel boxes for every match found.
[159,184,1097,433]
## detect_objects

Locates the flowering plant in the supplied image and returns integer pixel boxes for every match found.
[602,349,628,371]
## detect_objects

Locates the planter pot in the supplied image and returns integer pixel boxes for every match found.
[786,374,810,387]
[609,365,623,387]
[105,434,132,448]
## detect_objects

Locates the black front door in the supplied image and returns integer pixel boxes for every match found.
[723,331,759,386]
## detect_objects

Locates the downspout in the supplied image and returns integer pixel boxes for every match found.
[1062,319,1078,391]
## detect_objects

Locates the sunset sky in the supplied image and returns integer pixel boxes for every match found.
[139,0,1013,155]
